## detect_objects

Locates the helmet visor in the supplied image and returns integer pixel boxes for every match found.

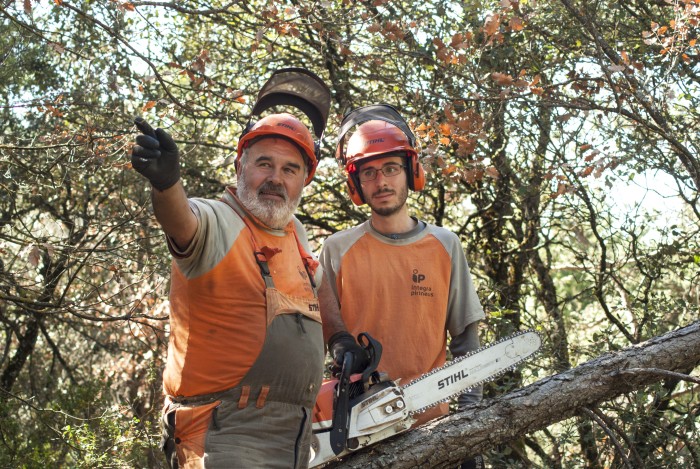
[251,68,331,139]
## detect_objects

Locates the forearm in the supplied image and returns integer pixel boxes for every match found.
[318,274,346,343]
[151,181,198,250]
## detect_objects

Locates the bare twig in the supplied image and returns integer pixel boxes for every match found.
[581,407,634,469]
[588,407,644,468]
[615,368,700,385]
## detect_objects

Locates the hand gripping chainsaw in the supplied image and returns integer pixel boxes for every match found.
[310,330,542,467]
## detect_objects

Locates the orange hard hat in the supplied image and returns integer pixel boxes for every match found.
[236,113,318,185]
[343,120,418,171]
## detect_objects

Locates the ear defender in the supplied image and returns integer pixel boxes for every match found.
[408,153,426,191]
[346,176,365,205]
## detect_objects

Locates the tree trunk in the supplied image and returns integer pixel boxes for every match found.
[328,321,700,468]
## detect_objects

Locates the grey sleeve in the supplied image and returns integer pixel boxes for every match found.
[319,240,340,306]
[450,321,483,408]
[432,229,484,336]
[168,198,245,279]
[430,226,485,408]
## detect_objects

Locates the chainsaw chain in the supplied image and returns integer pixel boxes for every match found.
[403,329,542,416]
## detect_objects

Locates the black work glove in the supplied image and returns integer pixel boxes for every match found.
[328,331,370,376]
[131,117,181,191]
[459,455,484,469]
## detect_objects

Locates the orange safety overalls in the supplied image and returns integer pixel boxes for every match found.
[160,192,324,469]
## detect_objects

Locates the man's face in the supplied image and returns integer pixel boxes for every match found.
[358,155,409,216]
[237,137,307,229]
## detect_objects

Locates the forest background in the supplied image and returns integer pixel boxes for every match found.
[1,0,699,467]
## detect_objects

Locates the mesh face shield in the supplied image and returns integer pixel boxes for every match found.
[334,103,416,167]
[334,104,425,205]
[251,68,331,140]
[237,68,331,185]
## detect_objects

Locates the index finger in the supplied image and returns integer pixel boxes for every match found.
[133,117,157,138]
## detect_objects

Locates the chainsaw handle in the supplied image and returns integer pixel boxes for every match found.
[329,334,383,456]
[339,351,354,383]
[357,332,382,384]
[329,351,354,454]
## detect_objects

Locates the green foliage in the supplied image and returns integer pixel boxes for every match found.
[1,374,159,468]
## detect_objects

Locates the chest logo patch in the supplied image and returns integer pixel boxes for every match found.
[411,269,434,297]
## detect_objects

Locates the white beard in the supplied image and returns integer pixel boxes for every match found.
[237,173,302,229]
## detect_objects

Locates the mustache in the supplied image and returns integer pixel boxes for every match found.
[371,188,395,197]
[257,181,288,201]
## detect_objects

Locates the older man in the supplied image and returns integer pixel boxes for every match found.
[132,72,330,467]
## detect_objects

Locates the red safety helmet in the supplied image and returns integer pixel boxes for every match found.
[236,113,317,185]
[335,104,425,205]
[236,68,330,186]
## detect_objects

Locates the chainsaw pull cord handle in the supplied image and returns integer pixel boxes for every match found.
[330,351,354,455]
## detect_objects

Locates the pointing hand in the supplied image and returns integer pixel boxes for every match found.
[131,117,181,191]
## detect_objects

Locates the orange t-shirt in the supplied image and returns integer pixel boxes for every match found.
[320,220,484,387]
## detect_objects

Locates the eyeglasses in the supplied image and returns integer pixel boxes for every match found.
[357,163,406,183]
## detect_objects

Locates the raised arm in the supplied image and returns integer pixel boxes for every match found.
[131,118,198,250]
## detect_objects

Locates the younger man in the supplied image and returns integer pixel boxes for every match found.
[319,105,485,469]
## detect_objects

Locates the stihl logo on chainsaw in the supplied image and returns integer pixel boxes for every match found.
[437,370,470,390]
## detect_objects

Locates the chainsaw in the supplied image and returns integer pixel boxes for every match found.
[309,329,542,467]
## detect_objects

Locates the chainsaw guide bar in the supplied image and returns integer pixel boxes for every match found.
[403,329,542,415]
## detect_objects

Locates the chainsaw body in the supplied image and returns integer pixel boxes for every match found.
[310,373,414,467]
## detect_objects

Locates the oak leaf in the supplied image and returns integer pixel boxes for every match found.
[491,72,514,86]
[509,17,524,32]
[484,14,500,36]
[27,245,41,268]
